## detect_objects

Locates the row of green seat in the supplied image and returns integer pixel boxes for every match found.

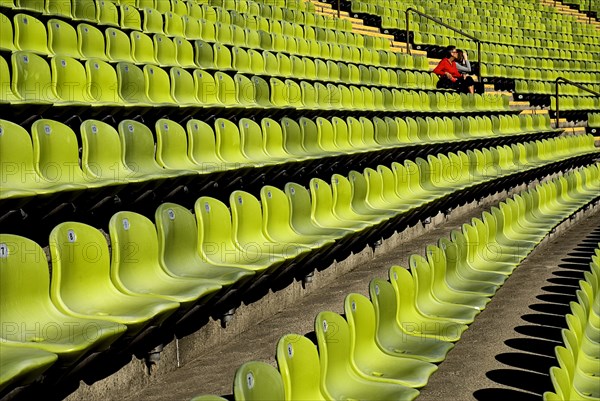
[550,96,600,112]
[2,51,506,110]
[515,80,600,96]
[480,64,600,83]
[589,113,600,128]
[0,13,396,67]
[480,55,598,73]
[411,21,598,47]
[1,112,554,199]
[543,246,600,401]
[1,139,598,394]
[191,162,600,400]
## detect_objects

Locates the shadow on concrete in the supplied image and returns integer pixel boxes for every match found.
[485,369,551,394]
[514,325,562,342]
[495,352,556,374]
[473,388,541,401]
[528,303,571,316]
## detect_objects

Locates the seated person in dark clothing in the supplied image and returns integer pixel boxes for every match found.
[433,45,475,94]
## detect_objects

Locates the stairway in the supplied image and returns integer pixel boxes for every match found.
[539,0,600,28]
[307,0,428,55]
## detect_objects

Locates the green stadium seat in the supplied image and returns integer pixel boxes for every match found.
[0,234,126,363]
[96,0,119,27]
[85,58,121,105]
[14,14,49,55]
[106,27,133,62]
[120,4,141,30]
[143,8,163,34]
[154,203,255,285]
[369,278,455,363]
[50,55,88,104]
[144,64,177,105]
[108,211,222,309]
[72,0,97,22]
[277,334,328,400]
[49,222,180,336]
[131,31,157,64]
[233,361,285,400]
[343,294,438,388]
[0,13,15,52]
[116,62,152,105]
[47,19,81,58]
[0,343,57,393]
[315,311,421,400]
[78,23,106,59]
[46,0,73,17]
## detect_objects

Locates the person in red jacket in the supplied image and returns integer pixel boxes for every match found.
[433,45,475,94]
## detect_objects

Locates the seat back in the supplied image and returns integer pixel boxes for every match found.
[80,120,133,181]
[195,197,238,263]
[0,120,40,191]
[233,361,285,401]
[85,59,119,103]
[51,55,87,102]
[214,118,248,164]
[47,19,80,57]
[78,23,106,59]
[106,27,132,62]
[116,62,149,103]
[186,119,223,170]
[31,119,88,184]
[12,52,55,102]
[14,14,48,54]
[118,120,163,174]
[315,311,353,389]
[276,334,325,401]
[155,119,195,170]
[144,65,175,104]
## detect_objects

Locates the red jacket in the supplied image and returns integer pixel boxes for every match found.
[433,58,461,81]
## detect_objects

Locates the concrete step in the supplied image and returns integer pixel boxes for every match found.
[520,108,549,115]
[563,127,587,135]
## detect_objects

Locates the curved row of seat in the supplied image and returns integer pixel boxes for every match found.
[551,96,600,112]
[1,50,508,110]
[481,55,598,73]
[1,139,597,394]
[0,11,392,64]
[589,112,600,128]
[480,63,600,83]
[543,245,600,401]
[0,113,560,200]
[515,80,600,96]
[191,162,600,400]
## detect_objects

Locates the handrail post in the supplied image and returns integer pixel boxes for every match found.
[337,0,340,19]
[405,8,411,55]
[555,77,561,130]
[476,41,481,85]
[589,0,592,24]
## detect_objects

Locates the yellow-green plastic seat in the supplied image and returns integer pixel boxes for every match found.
[14,14,49,55]
[72,0,97,21]
[260,185,334,250]
[174,36,197,68]
[11,52,59,104]
[344,294,438,388]
[144,64,178,105]
[116,62,152,105]
[0,234,126,364]
[108,211,222,310]
[155,203,255,285]
[120,4,141,30]
[106,27,133,62]
[143,8,163,34]
[169,67,198,106]
[189,396,228,401]
[195,196,281,273]
[214,118,253,165]
[96,0,119,27]
[426,243,494,304]
[131,31,157,65]
[47,0,78,17]
[47,19,81,58]
[117,120,184,179]
[310,178,371,232]
[85,58,122,105]
[15,0,45,13]
[389,266,468,341]
[0,120,86,199]
[230,190,312,261]
[153,34,176,67]
[164,11,184,37]
[277,334,326,400]
[0,343,57,393]
[49,222,180,336]
[238,118,281,163]
[194,69,219,106]
[410,255,481,324]
[186,119,230,172]
[31,119,113,189]
[50,55,89,104]
[77,23,106,59]
[369,278,455,363]
[315,311,421,401]
[80,120,154,184]
[0,13,15,52]
[233,361,285,401]
[154,119,206,172]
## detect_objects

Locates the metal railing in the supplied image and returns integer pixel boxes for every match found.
[405,7,483,83]
[554,77,600,128]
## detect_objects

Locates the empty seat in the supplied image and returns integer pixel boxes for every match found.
[0,234,126,364]
[48,222,180,336]
[233,361,285,400]
[0,343,57,393]
[14,14,49,54]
